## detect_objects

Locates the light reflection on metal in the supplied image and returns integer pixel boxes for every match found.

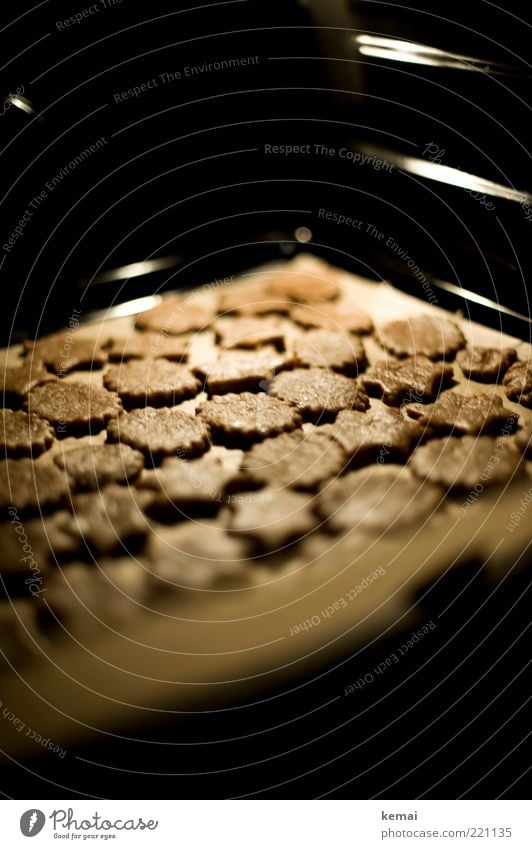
[355,143,532,205]
[85,295,162,323]
[430,278,532,325]
[6,92,34,114]
[79,255,182,287]
[354,34,519,76]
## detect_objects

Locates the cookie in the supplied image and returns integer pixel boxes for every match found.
[53,443,144,490]
[361,357,454,406]
[405,393,518,436]
[24,331,108,373]
[146,523,248,588]
[198,392,302,444]
[269,368,369,421]
[456,346,517,382]
[2,361,54,406]
[292,329,366,375]
[43,557,153,631]
[318,465,442,533]
[107,331,190,362]
[58,484,148,555]
[103,360,200,407]
[97,557,151,604]
[503,361,532,407]
[0,512,77,588]
[266,269,339,303]
[194,349,289,394]
[214,316,287,350]
[106,407,211,459]
[1,409,55,457]
[377,315,466,359]
[25,381,120,434]
[138,453,226,515]
[135,296,214,334]
[0,457,71,515]
[290,301,373,335]
[230,488,318,549]
[218,283,291,316]
[241,428,347,490]
[323,406,422,464]
[409,435,523,490]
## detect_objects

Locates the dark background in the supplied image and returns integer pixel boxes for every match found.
[1,0,531,342]
[0,0,531,799]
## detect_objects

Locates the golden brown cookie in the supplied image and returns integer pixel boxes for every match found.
[377,315,465,359]
[269,368,369,421]
[194,349,289,394]
[103,360,200,407]
[1,409,55,457]
[198,392,302,444]
[318,465,442,533]
[53,443,144,490]
[229,488,318,549]
[2,361,54,406]
[405,392,518,436]
[24,331,109,373]
[138,453,226,516]
[146,523,248,588]
[135,296,214,334]
[292,329,366,375]
[266,269,339,303]
[218,282,291,316]
[409,435,523,490]
[290,301,373,335]
[106,407,211,459]
[107,331,191,362]
[323,406,422,464]
[214,316,287,350]
[456,346,517,382]
[25,381,120,434]
[241,428,347,490]
[58,485,148,555]
[503,361,532,407]
[361,357,454,406]
[0,457,71,514]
